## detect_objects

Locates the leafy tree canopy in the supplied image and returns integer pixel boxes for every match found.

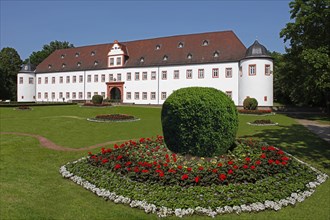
[279,0,330,107]
[26,40,74,67]
[0,47,22,100]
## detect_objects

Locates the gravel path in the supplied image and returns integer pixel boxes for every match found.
[295,119,330,143]
[0,132,133,151]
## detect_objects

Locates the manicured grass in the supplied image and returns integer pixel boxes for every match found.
[0,105,162,148]
[0,106,329,219]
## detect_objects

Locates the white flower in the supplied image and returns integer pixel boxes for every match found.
[59,154,329,218]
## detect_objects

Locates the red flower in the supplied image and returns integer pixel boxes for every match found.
[195,176,200,183]
[177,165,183,170]
[139,138,145,143]
[198,166,204,171]
[141,169,149,173]
[134,167,139,173]
[217,163,223,167]
[163,163,168,167]
[102,158,109,164]
[116,155,123,160]
[233,165,238,169]
[114,144,119,149]
[114,164,121,169]
[261,146,267,151]
[268,159,274,164]
[168,169,176,173]
[153,161,157,166]
[159,172,164,177]
[245,157,251,162]
[173,157,177,162]
[165,154,169,159]
[250,165,256,170]
[275,160,281,165]
[166,159,170,163]
[282,156,289,161]
[268,146,276,151]
[242,164,249,169]
[181,174,189,180]
[212,169,217,173]
[228,169,233,175]
[255,160,261,165]
[282,161,287,165]
[277,150,284,155]
[187,167,192,172]
[219,174,227,181]
[228,161,234,165]
[260,153,267,159]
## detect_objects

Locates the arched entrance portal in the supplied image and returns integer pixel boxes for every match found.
[110,87,121,101]
[106,81,124,103]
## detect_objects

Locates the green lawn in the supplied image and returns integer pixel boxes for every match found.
[1,105,329,219]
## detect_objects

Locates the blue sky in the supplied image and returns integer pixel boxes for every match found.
[1,0,291,60]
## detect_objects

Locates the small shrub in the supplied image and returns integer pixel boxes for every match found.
[243,97,258,110]
[161,87,238,157]
[92,95,103,104]
[238,109,272,114]
[95,114,135,121]
[251,119,275,124]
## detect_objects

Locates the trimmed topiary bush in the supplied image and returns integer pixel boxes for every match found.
[243,97,258,110]
[92,95,103,104]
[161,87,238,157]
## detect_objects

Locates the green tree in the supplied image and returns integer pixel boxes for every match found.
[27,40,74,66]
[0,47,22,101]
[271,51,292,104]
[279,0,330,107]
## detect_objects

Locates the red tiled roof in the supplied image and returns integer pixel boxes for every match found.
[36,31,246,73]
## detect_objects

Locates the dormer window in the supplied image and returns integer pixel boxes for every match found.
[213,51,219,57]
[163,55,168,61]
[178,42,184,48]
[77,62,81,67]
[116,57,122,65]
[94,61,98,66]
[202,40,209,46]
[187,53,192,59]
[156,45,161,50]
[140,57,145,63]
[62,63,66,68]
[75,52,80,57]
[109,58,114,66]
[91,51,95,56]
[61,54,65,59]
[48,64,52,69]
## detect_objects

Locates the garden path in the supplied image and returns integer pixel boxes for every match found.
[0,132,132,151]
[295,119,330,143]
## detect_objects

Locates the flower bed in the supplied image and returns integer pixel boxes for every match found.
[82,103,112,107]
[15,106,32,110]
[248,119,278,126]
[238,109,274,115]
[60,137,328,218]
[87,114,139,122]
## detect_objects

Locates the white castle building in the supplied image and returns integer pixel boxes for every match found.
[17,31,273,106]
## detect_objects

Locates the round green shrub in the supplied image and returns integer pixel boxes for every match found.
[92,95,103,104]
[161,87,238,157]
[243,97,258,110]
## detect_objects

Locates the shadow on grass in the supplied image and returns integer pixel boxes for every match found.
[284,113,330,123]
[241,123,330,170]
